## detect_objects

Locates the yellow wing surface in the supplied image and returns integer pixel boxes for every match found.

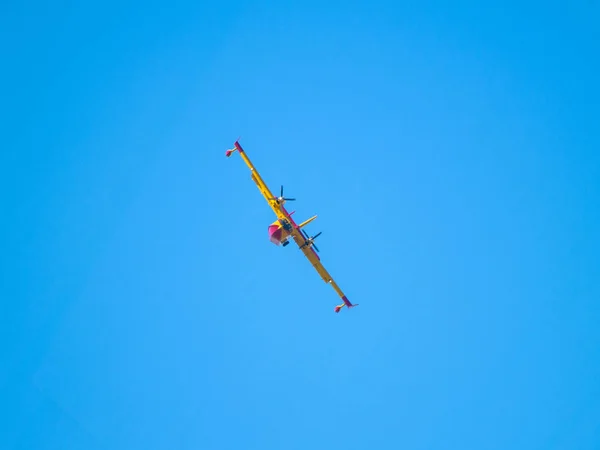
[225,140,357,313]
[287,226,356,312]
[226,141,287,221]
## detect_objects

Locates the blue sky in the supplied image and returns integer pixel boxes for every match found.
[2,1,599,449]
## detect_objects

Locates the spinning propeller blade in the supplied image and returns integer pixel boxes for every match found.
[280,185,295,201]
[300,230,322,252]
[270,185,295,202]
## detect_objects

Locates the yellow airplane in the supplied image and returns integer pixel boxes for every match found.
[225,140,358,313]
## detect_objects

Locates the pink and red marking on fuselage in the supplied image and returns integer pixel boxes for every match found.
[267,205,320,260]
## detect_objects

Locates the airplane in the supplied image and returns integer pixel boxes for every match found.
[225,140,358,313]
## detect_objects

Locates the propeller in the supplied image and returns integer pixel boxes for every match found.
[301,229,322,252]
[271,185,295,203]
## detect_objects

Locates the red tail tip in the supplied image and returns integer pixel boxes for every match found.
[225,149,233,157]
[334,305,342,313]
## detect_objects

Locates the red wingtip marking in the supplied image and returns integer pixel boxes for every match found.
[234,141,244,153]
[342,296,352,307]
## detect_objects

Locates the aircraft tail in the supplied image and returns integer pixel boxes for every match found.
[297,215,317,229]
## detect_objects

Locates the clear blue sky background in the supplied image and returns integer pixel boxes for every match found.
[2,1,599,449]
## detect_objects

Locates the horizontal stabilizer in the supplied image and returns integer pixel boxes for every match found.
[297,215,317,229]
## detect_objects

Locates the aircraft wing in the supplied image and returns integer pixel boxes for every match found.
[249,170,287,221]
[227,140,287,221]
[289,227,332,282]
[226,139,356,313]
[289,226,356,313]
